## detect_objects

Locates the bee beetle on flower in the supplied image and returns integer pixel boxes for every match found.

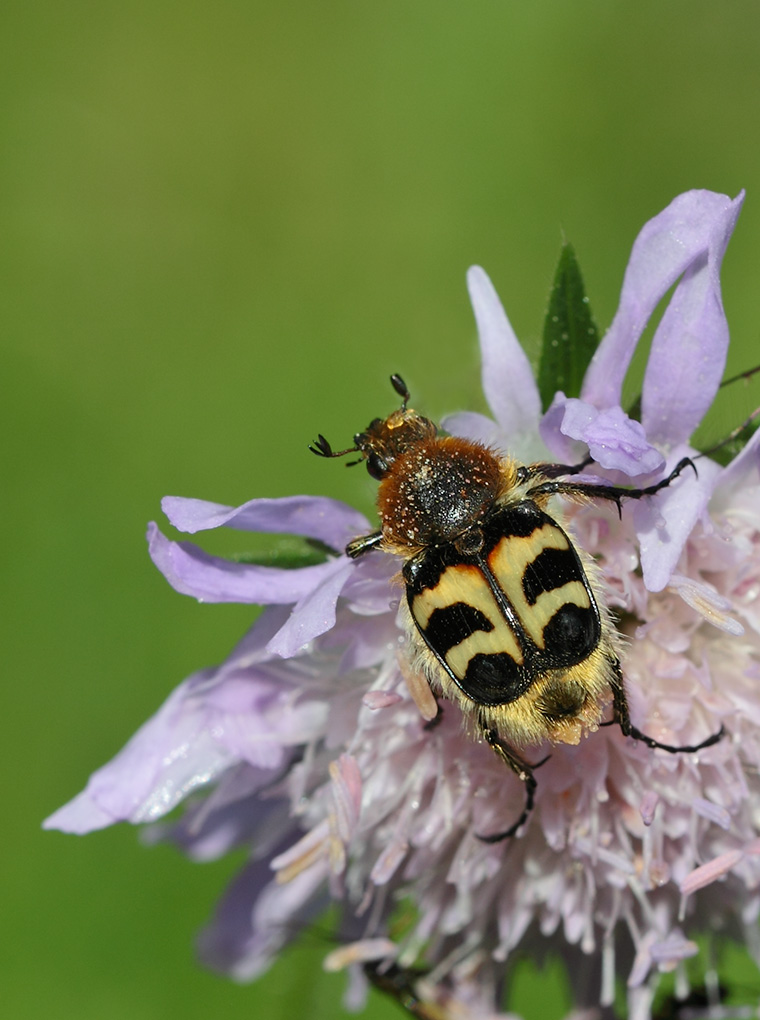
[47,190,760,1020]
[311,372,723,840]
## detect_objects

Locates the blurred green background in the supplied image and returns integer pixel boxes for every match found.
[6,1,760,1017]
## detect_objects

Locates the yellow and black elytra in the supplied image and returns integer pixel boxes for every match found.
[311,375,724,840]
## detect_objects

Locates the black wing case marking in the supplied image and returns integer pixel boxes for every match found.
[404,501,602,707]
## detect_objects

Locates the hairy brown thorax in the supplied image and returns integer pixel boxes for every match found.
[377,437,504,548]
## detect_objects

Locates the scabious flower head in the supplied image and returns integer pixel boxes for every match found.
[46,190,760,1020]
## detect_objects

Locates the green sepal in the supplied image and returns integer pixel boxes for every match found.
[230,535,335,569]
[538,243,600,412]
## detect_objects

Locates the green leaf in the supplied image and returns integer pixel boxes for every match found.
[230,535,335,569]
[538,243,600,412]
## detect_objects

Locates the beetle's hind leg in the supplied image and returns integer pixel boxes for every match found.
[607,660,724,753]
[477,726,544,843]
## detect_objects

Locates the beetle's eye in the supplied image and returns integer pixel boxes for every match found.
[366,453,388,480]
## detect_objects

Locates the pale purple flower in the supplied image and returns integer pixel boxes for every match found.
[46,190,760,1020]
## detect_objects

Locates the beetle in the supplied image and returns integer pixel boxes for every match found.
[311,374,723,839]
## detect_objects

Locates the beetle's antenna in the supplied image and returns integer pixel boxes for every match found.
[390,373,410,411]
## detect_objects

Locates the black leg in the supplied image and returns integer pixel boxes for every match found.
[526,456,698,517]
[476,727,541,842]
[346,531,384,559]
[517,454,594,484]
[423,698,443,731]
[609,660,724,753]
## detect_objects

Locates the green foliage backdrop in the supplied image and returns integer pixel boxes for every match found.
[5,2,760,1017]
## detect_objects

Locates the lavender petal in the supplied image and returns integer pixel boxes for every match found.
[441,411,509,449]
[265,557,355,657]
[635,448,721,591]
[147,521,350,604]
[198,846,328,980]
[555,398,664,476]
[162,494,370,550]
[642,192,744,444]
[467,265,541,440]
[43,672,239,832]
[582,190,743,414]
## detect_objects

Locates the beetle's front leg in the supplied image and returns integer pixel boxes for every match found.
[346,530,384,559]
